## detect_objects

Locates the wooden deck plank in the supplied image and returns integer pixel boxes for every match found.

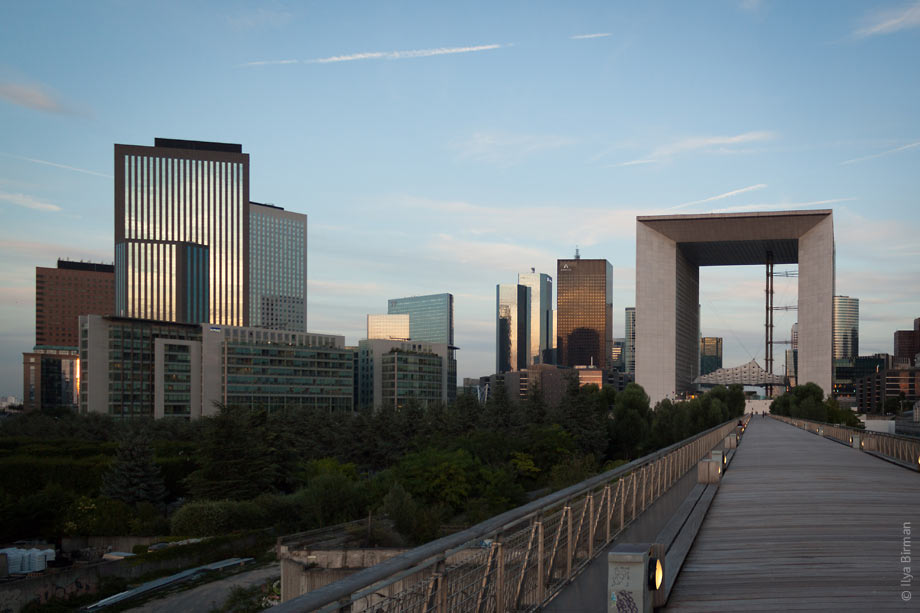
[663,416,920,612]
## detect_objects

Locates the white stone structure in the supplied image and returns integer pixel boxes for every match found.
[636,210,834,404]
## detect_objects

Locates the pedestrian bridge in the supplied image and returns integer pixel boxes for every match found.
[275,414,920,612]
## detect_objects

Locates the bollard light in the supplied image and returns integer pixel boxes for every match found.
[648,557,663,591]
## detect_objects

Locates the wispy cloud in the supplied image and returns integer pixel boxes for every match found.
[452,131,576,166]
[618,131,775,166]
[570,33,611,39]
[710,197,856,213]
[840,140,920,165]
[651,131,775,158]
[0,81,74,115]
[0,152,112,178]
[242,44,506,67]
[611,159,657,168]
[668,184,768,211]
[855,1,920,37]
[0,191,61,212]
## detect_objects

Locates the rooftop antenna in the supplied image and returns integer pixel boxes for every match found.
[575,246,581,260]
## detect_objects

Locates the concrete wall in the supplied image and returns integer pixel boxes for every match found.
[796,215,834,395]
[636,221,678,403]
[280,549,409,604]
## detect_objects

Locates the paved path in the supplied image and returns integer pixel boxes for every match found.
[126,562,279,612]
[664,417,920,611]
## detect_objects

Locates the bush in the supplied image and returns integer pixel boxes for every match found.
[171,500,266,537]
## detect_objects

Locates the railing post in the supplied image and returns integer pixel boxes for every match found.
[536,521,545,604]
[566,505,573,579]
[588,493,595,559]
[604,485,611,543]
[495,541,505,613]
[437,563,448,613]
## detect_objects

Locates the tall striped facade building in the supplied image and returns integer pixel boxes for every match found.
[114,138,249,326]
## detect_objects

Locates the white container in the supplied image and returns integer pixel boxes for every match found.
[2,549,22,573]
[30,549,46,572]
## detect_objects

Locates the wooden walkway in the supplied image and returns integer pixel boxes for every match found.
[664,416,920,611]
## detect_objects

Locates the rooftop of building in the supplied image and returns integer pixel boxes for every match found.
[153,138,242,154]
[53,259,115,273]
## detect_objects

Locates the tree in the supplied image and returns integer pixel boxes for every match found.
[186,406,278,501]
[100,428,167,506]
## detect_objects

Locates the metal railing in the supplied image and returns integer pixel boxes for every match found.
[772,415,920,469]
[276,418,740,612]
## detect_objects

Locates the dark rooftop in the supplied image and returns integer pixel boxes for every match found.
[154,138,243,154]
[57,259,115,273]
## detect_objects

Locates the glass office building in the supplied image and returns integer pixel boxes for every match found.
[833,295,859,360]
[114,138,249,326]
[80,315,352,418]
[518,271,553,365]
[357,339,450,410]
[387,293,454,345]
[496,284,530,373]
[625,307,636,374]
[249,202,307,331]
[556,259,613,369]
[367,314,410,340]
[700,336,723,376]
[387,293,456,401]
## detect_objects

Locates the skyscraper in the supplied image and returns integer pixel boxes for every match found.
[833,296,859,359]
[387,293,456,400]
[114,138,249,326]
[556,257,613,369]
[517,270,553,365]
[700,336,723,376]
[249,202,307,331]
[624,307,636,374]
[387,293,454,346]
[496,284,531,373]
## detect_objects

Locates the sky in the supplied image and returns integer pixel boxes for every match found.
[1,0,919,398]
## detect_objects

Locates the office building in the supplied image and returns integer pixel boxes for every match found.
[114,138,249,326]
[35,260,115,347]
[556,257,613,369]
[833,296,859,359]
[894,318,920,364]
[387,293,454,345]
[636,210,834,403]
[79,315,352,418]
[249,202,307,331]
[23,260,115,411]
[22,347,80,412]
[700,337,723,377]
[517,270,553,365]
[387,293,457,400]
[610,338,626,372]
[356,339,451,410]
[496,284,531,373]
[624,307,636,374]
[367,314,410,340]
[855,367,920,414]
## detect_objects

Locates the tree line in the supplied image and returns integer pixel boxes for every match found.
[0,378,747,546]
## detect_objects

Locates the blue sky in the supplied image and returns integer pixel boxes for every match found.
[1,1,919,398]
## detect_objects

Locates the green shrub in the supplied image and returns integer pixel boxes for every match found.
[171,500,266,537]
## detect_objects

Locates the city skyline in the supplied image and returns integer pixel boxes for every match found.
[2,1,920,396]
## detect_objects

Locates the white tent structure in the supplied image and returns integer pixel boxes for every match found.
[693,359,785,387]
